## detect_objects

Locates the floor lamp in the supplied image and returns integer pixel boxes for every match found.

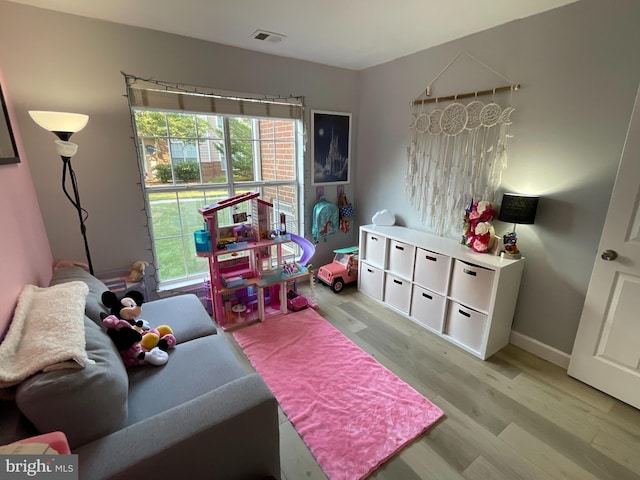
[29,111,94,274]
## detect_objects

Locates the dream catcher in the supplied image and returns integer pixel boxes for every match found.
[406,51,520,237]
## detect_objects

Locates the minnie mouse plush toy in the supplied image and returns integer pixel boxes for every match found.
[100,290,176,367]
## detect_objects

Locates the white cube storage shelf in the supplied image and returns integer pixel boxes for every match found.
[358,225,524,360]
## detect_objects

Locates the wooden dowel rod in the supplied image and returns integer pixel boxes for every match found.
[413,84,521,105]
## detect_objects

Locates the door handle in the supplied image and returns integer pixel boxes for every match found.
[601,249,618,261]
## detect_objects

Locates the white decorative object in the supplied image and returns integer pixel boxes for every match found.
[414,112,430,133]
[441,103,468,136]
[500,106,515,125]
[427,109,443,135]
[406,51,519,237]
[408,113,416,129]
[372,209,396,226]
[465,101,484,130]
[407,106,512,237]
[479,102,502,127]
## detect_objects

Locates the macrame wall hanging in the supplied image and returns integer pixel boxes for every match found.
[406,51,521,238]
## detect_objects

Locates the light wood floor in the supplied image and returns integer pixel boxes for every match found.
[224,283,640,480]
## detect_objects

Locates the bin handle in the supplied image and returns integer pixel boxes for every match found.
[422,292,432,300]
[463,268,477,276]
[459,309,471,317]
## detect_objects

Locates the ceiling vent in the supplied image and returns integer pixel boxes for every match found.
[251,29,286,44]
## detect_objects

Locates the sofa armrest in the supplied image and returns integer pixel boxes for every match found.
[75,374,280,480]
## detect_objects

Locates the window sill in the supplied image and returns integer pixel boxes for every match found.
[158,273,208,293]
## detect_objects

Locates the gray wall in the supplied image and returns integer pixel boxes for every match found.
[0,0,359,288]
[355,0,640,353]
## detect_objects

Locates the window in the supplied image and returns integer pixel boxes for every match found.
[132,109,302,288]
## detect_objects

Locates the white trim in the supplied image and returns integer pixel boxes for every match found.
[158,273,208,292]
[509,331,571,369]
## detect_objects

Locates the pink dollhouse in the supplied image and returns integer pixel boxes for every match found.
[197,191,315,331]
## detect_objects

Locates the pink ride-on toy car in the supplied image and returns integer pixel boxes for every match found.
[317,247,359,293]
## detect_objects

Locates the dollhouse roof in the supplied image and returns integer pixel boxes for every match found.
[198,191,260,216]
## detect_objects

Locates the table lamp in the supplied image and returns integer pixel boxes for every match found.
[498,193,539,259]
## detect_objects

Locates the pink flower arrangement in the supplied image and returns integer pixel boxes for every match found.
[462,200,497,253]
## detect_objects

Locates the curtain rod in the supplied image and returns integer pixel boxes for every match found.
[413,84,521,105]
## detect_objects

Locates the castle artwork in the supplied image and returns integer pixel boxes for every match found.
[311,111,351,185]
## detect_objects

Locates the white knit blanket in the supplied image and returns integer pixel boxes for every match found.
[0,281,90,388]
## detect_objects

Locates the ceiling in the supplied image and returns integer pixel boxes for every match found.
[7,0,579,70]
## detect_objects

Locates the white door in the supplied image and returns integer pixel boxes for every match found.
[568,84,640,409]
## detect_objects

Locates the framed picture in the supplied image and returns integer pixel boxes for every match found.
[311,110,351,185]
[0,83,19,165]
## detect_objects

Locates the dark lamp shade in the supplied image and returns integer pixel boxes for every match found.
[498,193,539,225]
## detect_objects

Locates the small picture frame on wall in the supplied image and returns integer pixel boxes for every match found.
[0,83,19,165]
[0,85,20,165]
[311,110,351,185]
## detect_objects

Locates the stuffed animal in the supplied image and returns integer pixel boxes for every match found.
[128,261,149,283]
[101,290,176,367]
[102,289,144,318]
[102,315,175,367]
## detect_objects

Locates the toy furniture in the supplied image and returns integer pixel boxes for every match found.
[198,191,316,331]
[0,266,280,480]
[358,225,524,360]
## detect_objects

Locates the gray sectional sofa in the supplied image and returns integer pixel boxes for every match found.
[0,266,280,480]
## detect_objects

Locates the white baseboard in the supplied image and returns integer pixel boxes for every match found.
[509,331,571,370]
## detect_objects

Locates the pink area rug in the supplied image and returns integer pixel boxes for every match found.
[233,308,444,480]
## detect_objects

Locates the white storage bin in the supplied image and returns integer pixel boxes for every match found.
[413,249,451,294]
[363,233,386,268]
[444,301,488,353]
[387,240,415,279]
[359,262,384,301]
[449,260,495,312]
[410,286,446,332]
[384,273,411,313]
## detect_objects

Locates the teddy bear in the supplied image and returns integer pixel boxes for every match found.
[101,290,176,367]
[128,260,149,283]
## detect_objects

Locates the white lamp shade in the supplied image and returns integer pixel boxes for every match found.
[29,111,89,134]
[55,140,78,158]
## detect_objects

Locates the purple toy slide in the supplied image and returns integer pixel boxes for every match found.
[289,233,316,266]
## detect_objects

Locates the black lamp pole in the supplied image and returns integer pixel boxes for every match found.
[60,155,94,275]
